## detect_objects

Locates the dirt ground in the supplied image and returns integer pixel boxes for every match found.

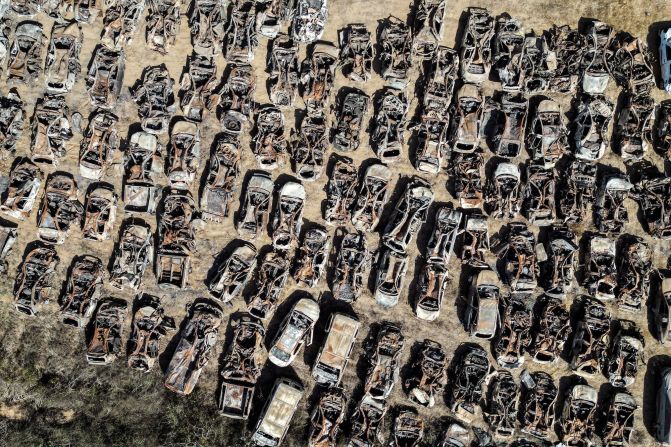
[2,0,671,446]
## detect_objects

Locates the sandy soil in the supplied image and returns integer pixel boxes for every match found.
[1,0,671,446]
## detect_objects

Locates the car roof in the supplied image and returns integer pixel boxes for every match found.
[257,381,303,438]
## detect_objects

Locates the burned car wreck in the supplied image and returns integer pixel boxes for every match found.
[1,159,43,221]
[156,189,196,289]
[110,220,153,290]
[450,344,490,422]
[86,298,128,365]
[14,244,59,316]
[331,230,370,303]
[218,315,265,419]
[405,339,447,408]
[37,173,83,245]
[165,300,223,395]
[60,255,103,327]
[127,294,176,372]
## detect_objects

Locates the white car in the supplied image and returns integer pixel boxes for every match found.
[660,28,671,93]
[252,378,303,447]
[268,297,320,367]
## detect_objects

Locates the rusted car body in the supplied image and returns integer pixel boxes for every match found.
[291,115,328,181]
[253,105,287,170]
[491,93,528,158]
[348,395,386,447]
[0,91,24,158]
[218,315,265,419]
[434,423,472,447]
[309,387,347,447]
[389,409,424,447]
[156,189,196,289]
[200,118,242,222]
[581,20,613,94]
[412,0,446,59]
[460,213,490,268]
[610,33,654,95]
[365,322,404,400]
[493,15,524,91]
[45,20,82,93]
[37,173,83,244]
[520,371,557,439]
[127,294,176,372]
[616,93,654,163]
[528,98,568,167]
[495,222,537,294]
[460,7,494,84]
[218,63,255,120]
[585,236,617,301]
[1,159,42,220]
[101,0,144,50]
[559,160,597,224]
[0,224,17,274]
[570,297,611,376]
[595,175,632,234]
[379,17,412,89]
[132,65,175,135]
[331,230,370,303]
[450,344,490,422]
[635,176,671,239]
[247,250,290,320]
[324,156,357,225]
[524,162,556,226]
[422,46,458,121]
[606,321,644,388]
[145,0,180,54]
[426,206,461,263]
[382,178,433,254]
[269,34,299,108]
[189,0,225,55]
[164,301,223,395]
[237,172,273,240]
[532,297,570,364]
[83,183,117,241]
[657,101,671,160]
[572,94,614,161]
[109,220,153,290]
[86,45,124,109]
[30,94,73,164]
[485,370,518,437]
[79,111,119,180]
[414,118,448,174]
[167,121,200,189]
[8,22,44,84]
[452,151,483,209]
[256,0,294,39]
[60,255,103,327]
[405,339,447,408]
[450,83,484,153]
[465,269,500,339]
[268,296,319,367]
[351,163,392,232]
[272,181,305,249]
[485,162,521,219]
[86,298,128,365]
[300,42,338,114]
[123,132,160,214]
[312,313,359,386]
[224,1,258,63]
[543,225,578,298]
[617,238,651,312]
[560,384,598,446]
[602,392,636,447]
[294,228,330,287]
[375,249,409,308]
[339,23,373,82]
[333,89,368,152]
[179,54,220,122]
[208,242,256,303]
[415,261,449,321]
[495,296,532,368]
[371,90,407,163]
[14,244,58,316]
[292,0,327,43]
